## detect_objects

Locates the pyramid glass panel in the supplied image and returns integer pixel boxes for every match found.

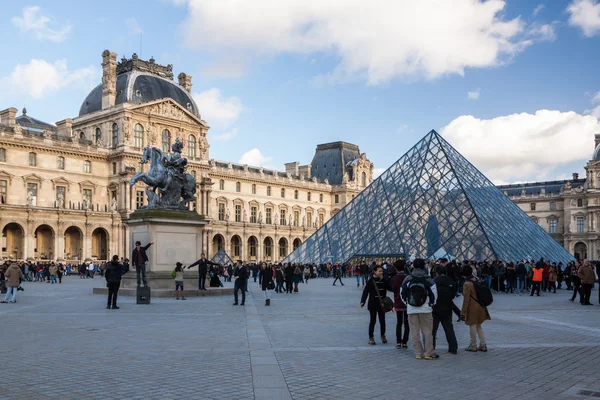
[284,130,575,265]
[211,248,234,265]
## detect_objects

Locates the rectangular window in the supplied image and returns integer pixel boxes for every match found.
[335,194,339,203]
[252,184,256,195]
[267,186,271,196]
[294,190,298,200]
[235,204,241,222]
[27,183,38,206]
[29,153,36,167]
[307,212,312,227]
[577,216,584,233]
[550,201,556,210]
[549,219,557,234]
[219,180,224,190]
[250,206,257,223]
[57,157,65,170]
[84,160,91,174]
[319,213,324,227]
[0,180,6,204]
[136,191,144,209]
[56,186,65,207]
[294,211,299,227]
[307,192,311,201]
[530,203,536,211]
[266,208,272,224]
[280,209,287,225]
[218,203,225,221]
[236,182,241,192]
[319,194,323,202]
[0,148,5,162]
[112,162,117,175]
[577,199,583,207]
[83,189,92,209]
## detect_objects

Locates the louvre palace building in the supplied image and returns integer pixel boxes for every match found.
[0,50,375,263]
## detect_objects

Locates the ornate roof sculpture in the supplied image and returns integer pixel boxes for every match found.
[211,248,234,265]
[284,130,575,265]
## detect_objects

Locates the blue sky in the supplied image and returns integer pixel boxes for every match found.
[2,0,600,184]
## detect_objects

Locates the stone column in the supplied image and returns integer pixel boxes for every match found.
[55,232,65,262]
[589,212,594,232]
[101,50,117,109]
[23,233,33,260]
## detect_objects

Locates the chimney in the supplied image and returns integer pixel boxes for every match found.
[573,172,579,180]
[178,72,193,93]
[0,107,17,127]
[285,162,299,176]
[298,164,312,177]
[56,118,73,137]
[101,50,117,109]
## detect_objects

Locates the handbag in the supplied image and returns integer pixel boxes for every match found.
[267,281,275,290]
[372,279,394,313]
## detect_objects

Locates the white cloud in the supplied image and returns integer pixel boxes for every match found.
[239,148,273,168]
[11,6,71,42]
[592,92,600,104]
[467,89,481,100]
[1,59,96,99]
[441,110,600,183]
[192,88,243,128]
[179,0,530,84]
[568,0,600,37]
[396,124,409,134]
[210,128,238,141]
[527,23,557,41]
[533,4,545,16]
[125,18,143,34]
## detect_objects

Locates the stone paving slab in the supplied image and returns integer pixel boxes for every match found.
[2,277,600,399]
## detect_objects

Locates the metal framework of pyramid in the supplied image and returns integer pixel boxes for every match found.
[211,248,234,265]
[284,130,574,265]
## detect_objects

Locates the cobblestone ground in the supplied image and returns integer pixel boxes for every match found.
[2,275,600,399]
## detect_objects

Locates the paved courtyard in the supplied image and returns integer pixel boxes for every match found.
[2,275,600,400]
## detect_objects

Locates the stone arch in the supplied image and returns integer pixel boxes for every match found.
[278,237,288,259]
[293,238,302,251]
[248,235,258,261]
[92,227,109,260]
[64,226,84,261]
[230,234,242,260]
[212,233,225,258]
[263,236,273,261]
[34,224,55,260]
[1,222,25,260]
[574,242,587,260]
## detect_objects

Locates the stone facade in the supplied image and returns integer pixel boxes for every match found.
[0,50,373,263]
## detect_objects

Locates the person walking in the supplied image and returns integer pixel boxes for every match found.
[1,263,23,304]
[530,261,544,297]
[261,263,274,306]
[131,241,153,288]
[432,266,459,355]
[391,260,410,349]
[49,264,57,284]
[57,265,63,284]
[461,265,491,352]
[578,259,595,306]
[570,261,582,303]
[275,266,284,293]
[332,265,345,286]
[233,260,248,306]
[174,262,186,300]
[401,258,437,360]
[104,255,129,309]
[361,265,389,345]
[293,265,302,292]
[187,253,218,291]
[284,263,294,294]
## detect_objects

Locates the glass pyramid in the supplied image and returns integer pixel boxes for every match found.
[284,130,574,265]
[211,248,234,266]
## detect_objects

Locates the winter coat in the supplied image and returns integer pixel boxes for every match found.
[432,275,457,317]
[105,261,128,283]
[578,265,596,285]
[5,263,23,287]
[131,243,152,266]
[549,266,558,282]
[461,278,491,326]
[515,263,526,278]
[391,273,407,311]
[49,265,57,276]
[400,269,437,315]
[261,266,274,290]
[361,277,390,311]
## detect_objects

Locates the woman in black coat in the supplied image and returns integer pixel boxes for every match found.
[261,263,274,306]
[360,266,390,345]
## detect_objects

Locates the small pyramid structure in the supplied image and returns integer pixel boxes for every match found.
[211,248,234,265]
[284,130,574,265]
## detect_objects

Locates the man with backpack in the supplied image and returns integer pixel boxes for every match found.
[401,258,437,360]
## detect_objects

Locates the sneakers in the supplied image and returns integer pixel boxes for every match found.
[415,355,423,359]
[465,344,478,352]
[380,335,388,344]
[395,343,402,349]
[0,301,7,304]
[402,343,408,348]
[424,354,439,360]
[477,344,488,352]
[368,337,376,345]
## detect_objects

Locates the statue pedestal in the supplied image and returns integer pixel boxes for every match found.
[122,209,208,290]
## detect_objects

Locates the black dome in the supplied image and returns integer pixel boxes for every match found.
[78,72,199,117]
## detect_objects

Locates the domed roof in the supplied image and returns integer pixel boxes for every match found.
[593,143,600,161]
[78,71,199,118]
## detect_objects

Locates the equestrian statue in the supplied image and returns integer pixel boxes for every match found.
[130,137,196,209]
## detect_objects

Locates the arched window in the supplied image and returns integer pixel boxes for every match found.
[361,172,367,187]
[191,170,197,179]
[28,152,36,166]
[279,238,288,258]
[188,135,196,158]
[236,182,241,192]
[249,237,257,257]
[57,156,65,170]
[219,179,225,190]
[267,186,271,196]
[95,127,101,144]
[134,124,144,148]
[112,123,119,147]
[162,129,171,153]
[232,236,241,257]
[79,131,85,140]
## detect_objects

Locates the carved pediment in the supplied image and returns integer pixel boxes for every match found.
[0,169,15,184]
[130,99,203,126]
[22,173,44,188]
[78,180,97,193]
[51,177,73,189]
[215,196,228,204]
[232,198,244,205]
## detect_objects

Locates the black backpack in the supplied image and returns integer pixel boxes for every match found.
[472,280,493,307]
[407,276,429,307]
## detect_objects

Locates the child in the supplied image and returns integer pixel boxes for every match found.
[174,262,186,300]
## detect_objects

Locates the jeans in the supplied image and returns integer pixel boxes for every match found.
[275,282,283,293]
[571,281,582,303]
[530,281,541,296]
[263,289,271,300]
[234,279,246,304]
[135,264,147,286]
[432,313,458,353]
[50,275,56,284]
[333,277,343,285]
[517,278,525,293]
[361,274,368,286]
[368,308,386,338]
[408,313,434,357]
[4,287,17,302]
[107,281,120,306]
[396,310,409,344]
[198,270,207,290]
[469,324,486,346]
[485,275,492,288]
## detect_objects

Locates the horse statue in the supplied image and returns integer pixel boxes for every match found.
[130,143,196,209]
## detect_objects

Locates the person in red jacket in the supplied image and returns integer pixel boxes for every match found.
[391,259,410,349]
[542,262,550,292]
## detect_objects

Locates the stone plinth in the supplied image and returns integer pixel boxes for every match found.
[122,209,207,289]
